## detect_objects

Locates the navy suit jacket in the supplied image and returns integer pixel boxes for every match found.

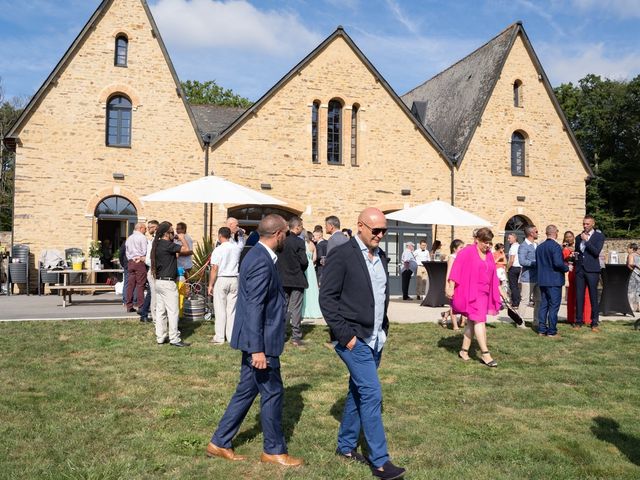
[230,243,287,363]
[575,230,605,273]
[319,237,390,347]
[535,238,569,287]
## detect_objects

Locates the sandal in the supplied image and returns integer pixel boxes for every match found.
[481,351,498,368]
[458,348,469,361]
[439,311,449,328]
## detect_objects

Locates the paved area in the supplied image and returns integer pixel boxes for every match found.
[0,292,635,325]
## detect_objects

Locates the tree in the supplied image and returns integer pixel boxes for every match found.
[555,74,640,238]
[0,78,27,231]
[180,80,252,108]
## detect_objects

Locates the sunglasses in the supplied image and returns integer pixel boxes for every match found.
[361,221,388,236]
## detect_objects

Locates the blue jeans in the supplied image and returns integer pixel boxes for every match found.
[335,338,389,468]
[538,286,562,335]
[212,352,286,455]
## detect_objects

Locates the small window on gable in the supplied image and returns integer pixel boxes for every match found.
[115,35,128,67]
[311,101,320,163]
[106,95,132,147]
[511,131,526,176]
[513,79,522,107]
[327,99,342,165]
[350,104,358,166]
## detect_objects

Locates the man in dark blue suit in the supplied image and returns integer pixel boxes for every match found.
[206,214,304,467]
[535,225,569,337]
[574,215,605,332]
[320,207,406,480]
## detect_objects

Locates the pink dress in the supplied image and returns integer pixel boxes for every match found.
[448,244,501,322]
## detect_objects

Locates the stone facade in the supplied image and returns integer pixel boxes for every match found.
[453,34,590,242]
[9,0,203,290]
[210,35,451,230]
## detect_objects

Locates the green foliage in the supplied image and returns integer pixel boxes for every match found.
[88,240,102,258]
[555,74,640,237]
[180,79,252,108]
[189,236,214,282]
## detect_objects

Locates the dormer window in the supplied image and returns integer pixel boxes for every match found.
[115,35,128,67]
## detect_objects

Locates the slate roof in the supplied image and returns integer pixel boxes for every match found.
[401,22,592,176]
[189,105,246,139]
[402,24,517,163]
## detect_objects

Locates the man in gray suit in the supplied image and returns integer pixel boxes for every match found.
[326,215,348,256]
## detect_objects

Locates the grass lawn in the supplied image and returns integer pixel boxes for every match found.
[0,319,639,479]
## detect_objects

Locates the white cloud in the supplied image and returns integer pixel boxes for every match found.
[540,42,640,85]
[571,0,640,18]
[384,0,420,35]
[151,0,321,56]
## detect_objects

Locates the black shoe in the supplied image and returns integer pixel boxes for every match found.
[416,295,421,300]
[170,341,191,347]
[371,461,406,479]
[335,448,369,465]
[139,316,151,323]
[402,296,412,301]
[126,307,136,313]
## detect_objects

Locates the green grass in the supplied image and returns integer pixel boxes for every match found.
[0,319,639,479]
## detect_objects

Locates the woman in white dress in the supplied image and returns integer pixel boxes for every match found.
[302,231,323,318]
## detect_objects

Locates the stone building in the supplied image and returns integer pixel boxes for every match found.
[4,0,591,292]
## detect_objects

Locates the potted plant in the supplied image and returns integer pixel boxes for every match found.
[88,240,102,270]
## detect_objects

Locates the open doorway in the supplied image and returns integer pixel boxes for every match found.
[94,196,138,279]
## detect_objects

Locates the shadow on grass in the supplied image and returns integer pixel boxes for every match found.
[234,383,312,448]
[436,334,466,356]
[284,323,319,342]
[178,320,206,341]
[591,416,640,466]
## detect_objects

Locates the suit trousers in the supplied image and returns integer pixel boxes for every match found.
[284,287,304,341]
[401,269,413,299]
[154,279,181,344]
[518,282,540,326]
[212,352,286,455]
[213,276,238,343]
[538,286,562,335]
[575,268,600,327]
[139,268,155,320]
[507,267,522,307]
[416,265,428,297]
[335,339,389,468]
[126,260,146,309]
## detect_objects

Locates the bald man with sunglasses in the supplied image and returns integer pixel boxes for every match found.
[319,207,406,480]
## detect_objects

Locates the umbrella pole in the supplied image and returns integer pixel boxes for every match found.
[209,203,213,240]
[434,224,438,243]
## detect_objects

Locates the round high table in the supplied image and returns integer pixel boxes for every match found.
[420,261,449,307]
[598,264,634,316]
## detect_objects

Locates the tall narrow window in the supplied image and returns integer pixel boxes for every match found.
[350,104,358,166]
[115,35,128,66]
[513,79,522,107]
[327,99,342,164]
[106,95,132,147]
[311,101,320,163]
[511,131,525,176]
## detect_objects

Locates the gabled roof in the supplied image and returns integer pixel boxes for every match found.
[4,0,204,149]
[190,105,246,140]
[208,26,451,166]
[401,22,593,177]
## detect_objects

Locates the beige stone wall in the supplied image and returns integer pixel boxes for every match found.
[210,36,451,232]
[453,34,589,244]
[11,0,204,289]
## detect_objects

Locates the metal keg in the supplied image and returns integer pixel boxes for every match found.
[182,295,206,321]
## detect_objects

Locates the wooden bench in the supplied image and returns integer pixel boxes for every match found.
[49,284,116,307]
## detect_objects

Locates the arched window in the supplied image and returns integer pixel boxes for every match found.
[511,131,526,176]
[327,99,342,164]
[311,101,320,163]
[115,35,128,67]
[95,196,137,217]
[350,104,358,166]
[106,95,132,147]
[513,79,522,107]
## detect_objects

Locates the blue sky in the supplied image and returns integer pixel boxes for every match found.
[1,0,639,102]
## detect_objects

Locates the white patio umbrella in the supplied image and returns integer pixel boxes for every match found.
[386,200,491,226]
[386,200,491,241]
[141,175,286,238]
[140,175,286,205]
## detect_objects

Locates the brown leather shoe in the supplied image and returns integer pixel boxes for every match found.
[205,442,246,461]
[260,452,304,466]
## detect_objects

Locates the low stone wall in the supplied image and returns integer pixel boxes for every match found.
[603,238,640,264]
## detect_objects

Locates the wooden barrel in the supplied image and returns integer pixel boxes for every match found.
[182,295,206,321]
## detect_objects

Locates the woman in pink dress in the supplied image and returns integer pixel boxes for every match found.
[445,228,501,367]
